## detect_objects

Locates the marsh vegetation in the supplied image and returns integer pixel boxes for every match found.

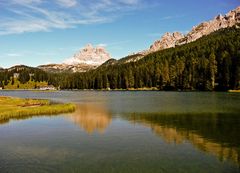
[0,96,76,122]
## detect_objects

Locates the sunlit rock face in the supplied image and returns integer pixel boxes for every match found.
[149,32,184,52]
[38,44,112,73]
[64,44,112,66]
[177,6,240,45]
[151,7,240,51]
[67,104,112,134]
[124,7,240,63]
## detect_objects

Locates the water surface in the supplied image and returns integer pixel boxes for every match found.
[0,91,240,173]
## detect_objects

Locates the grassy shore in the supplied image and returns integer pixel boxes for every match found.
[228,89,240,93]
[0,96,76,122]
[4,78,49,90]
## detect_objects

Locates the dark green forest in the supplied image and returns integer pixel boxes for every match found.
[1,26,240,91]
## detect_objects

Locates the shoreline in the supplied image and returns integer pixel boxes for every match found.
[0,96,76,122]
[1,88,239,92]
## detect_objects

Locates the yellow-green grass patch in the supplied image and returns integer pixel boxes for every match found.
[0,96,76,122]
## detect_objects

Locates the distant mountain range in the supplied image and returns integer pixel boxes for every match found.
[119,6,240,64]
[1,6,240,73]
[153,6,240,48]
[38,44,111,73]
[64,44,111,66]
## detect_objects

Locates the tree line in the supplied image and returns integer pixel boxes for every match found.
[57,26,240,91]
[0,26,240,91]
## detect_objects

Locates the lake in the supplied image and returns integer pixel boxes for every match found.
[0,91,240,173]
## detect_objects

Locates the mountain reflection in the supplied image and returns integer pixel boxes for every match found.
[127,112,240,165]
[67,104,112,134]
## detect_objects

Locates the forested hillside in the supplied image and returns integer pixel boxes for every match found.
[0,26,240,91]
[57,26,240,91]
[0,66,54,89]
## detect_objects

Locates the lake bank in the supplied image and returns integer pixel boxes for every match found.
[0,91,239,173]
[1,87,240,92]
[228,89,240,93]
[0,96,76,122]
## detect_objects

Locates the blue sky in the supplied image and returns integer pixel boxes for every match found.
[0,0,239,68]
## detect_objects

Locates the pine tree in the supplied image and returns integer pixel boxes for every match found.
[209,52,217,90]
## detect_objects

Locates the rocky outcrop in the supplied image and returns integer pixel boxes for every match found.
[64,44,111,66]
[38,44,112,73]
[150,32,184,52]
[39,7,240,72]
[177,6,240,45]
[148,6,240,52]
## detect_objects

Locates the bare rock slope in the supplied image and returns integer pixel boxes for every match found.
[39,7,240,71]
[150,6,240,52]
[64,44,111,66]
[38,44,112,73]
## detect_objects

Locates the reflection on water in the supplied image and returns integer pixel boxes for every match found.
[0,115,58,125]
[127,113,240,166]
[0,91,240,173]
[67,104,112,134]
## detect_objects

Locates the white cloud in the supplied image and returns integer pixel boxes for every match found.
[6,53,22,57]
[0,51,57,59]
[119,0,139,5]
[0,53,19,59]
[159,15,185,21]
[0,0,150,35]
[56,0,78,8]
[12,0,42,5]
[96,43,108,47]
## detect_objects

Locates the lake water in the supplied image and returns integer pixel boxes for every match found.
[0,91,240,173]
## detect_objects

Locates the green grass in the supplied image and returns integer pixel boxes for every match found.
[0,96,76,122]
[4,77,49,90]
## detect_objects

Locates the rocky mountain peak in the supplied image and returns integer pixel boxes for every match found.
[177,6,240,45]
[83,44,94,51]
[149,32,184,52]
[226,6,240,20]
[147,6,240,53]
[64,44,112,66]
[39,44,112,73]
[38,6,240,73]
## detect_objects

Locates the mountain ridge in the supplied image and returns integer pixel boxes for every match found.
[63,44,111,66]
[1,26,239,91]
[150,6,240,52]
[38,44,112,73]
[2,6,240,73]
[118,6,240,64]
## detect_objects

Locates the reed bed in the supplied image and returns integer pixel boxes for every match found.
[0,96,76,122]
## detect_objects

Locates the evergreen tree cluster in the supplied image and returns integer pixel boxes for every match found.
[0,67,56,88]
[0,26,239,91]
[57,26,240,91]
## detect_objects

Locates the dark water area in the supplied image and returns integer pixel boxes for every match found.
[0,91,240,173]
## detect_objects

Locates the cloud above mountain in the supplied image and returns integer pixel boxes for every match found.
[0,0,152,35]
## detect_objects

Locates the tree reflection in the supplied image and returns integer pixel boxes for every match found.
[127,112,240,166]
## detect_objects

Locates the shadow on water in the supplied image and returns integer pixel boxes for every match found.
[124,112,240,166]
